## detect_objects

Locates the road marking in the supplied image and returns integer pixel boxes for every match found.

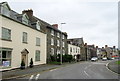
[84,71,91,78]
[35,74,40,80]
[29,75,34,81]
[85,65,91,70]
[50,69,57,72]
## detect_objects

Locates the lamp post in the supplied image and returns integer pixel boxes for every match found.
[60,23,66,65]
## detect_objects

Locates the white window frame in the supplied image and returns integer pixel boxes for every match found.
[51,30,54,36]
[62,41,65,47]
[35,50,40,61]
[2,27,11,40]
[57,40,60,47]
[51,38,54,45]
[22,32,27,43]
[36,37,40,46]
[57,32,60,38]
[51,48,54,55]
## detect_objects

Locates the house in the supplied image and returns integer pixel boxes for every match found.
[22,10,68,63]
[67,38,85,61]
[67,40,81,61]
[0,2,47,70]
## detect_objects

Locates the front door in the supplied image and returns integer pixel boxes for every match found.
[21,49,29,67]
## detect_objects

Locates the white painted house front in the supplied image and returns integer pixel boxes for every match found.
[0,2,47,70]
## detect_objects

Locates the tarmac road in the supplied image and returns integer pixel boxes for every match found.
[20,60,118,80]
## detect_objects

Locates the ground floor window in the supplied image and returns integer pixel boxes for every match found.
[0,48,12,67]
[35,50,40,61]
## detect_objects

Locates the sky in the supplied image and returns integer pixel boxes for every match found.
[0,0,119,48]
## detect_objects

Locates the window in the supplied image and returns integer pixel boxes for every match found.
[36,21,40,30]
[35,50,40,61]
[62,50,65,55]
[1,4,10,17]
[57,40,60,47]
[0,49,12,67]
[22,32,27,43]
[51,38,54,45]
[57,49,60,55]
[62,35,65,39]
[70,47,72,53]
[22,14,29,25]
[51,48,54,55]
[51,30,54,36]
[2,27,11,40]
[57,33,60,38]
[36,37,40,46]
[62,41,65,47]
[76,48,77,53]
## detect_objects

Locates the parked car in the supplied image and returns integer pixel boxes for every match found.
[102,57,107,61]
[91,57,98,62]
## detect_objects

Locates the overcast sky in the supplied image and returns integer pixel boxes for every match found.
[1,0,119,48]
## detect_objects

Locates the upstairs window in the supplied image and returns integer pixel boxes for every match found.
[22,14,29,25]
[36,21,41,30]
[2,27,11,41]
[57,32,60,38]
[22,32,27,43]
[1,3,10,17]
[51,38,54,45]
[36,37,40,46]
[57,40,60,47]
[51,30,54,36]
[62,35,65,39]
[62,41,65,47]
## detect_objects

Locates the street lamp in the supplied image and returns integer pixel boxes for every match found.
[60,23,66,65]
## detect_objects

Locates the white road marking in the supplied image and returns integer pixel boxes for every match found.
[35,74,40,80]
[85,65,91,70]
[84,71,91,78]
[50,69,57,72]
[29,75,34,81]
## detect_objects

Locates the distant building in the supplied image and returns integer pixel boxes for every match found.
[67,38,86,61]
[67,40,81,61]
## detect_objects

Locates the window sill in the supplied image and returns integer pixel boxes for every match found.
[22,42,28,44]
[36,45,40,47]
[1,39,12,42]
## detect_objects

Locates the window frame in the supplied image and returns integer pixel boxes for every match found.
[2,27,11,41]
[35,50,40,61]
[22,32,28,44]
[36,37,40,46]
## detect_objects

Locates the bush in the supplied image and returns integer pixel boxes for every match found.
[29,58,33,68]
[20,59,25,69]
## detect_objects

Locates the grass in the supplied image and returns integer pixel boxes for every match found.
[116,61,120,65]
[49,61,61,65]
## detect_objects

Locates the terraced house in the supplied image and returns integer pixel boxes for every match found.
[0,2,47,70]
[22,10,68,63]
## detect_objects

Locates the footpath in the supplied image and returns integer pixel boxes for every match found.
[1,62,78,80]
[107,60,120,74]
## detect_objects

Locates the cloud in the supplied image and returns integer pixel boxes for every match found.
[1,0,118,48]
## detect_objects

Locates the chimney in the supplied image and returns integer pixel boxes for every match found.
[113,46,116,49]
[52,24,58,29]
[22,9,33,17]
[84,43,87,46]
[96,46,98,48]
[105,45,108,48]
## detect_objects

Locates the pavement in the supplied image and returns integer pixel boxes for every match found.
[1,62,78,80]
[107,59,120,74]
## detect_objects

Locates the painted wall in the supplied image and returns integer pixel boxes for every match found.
[0,15,47,70]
